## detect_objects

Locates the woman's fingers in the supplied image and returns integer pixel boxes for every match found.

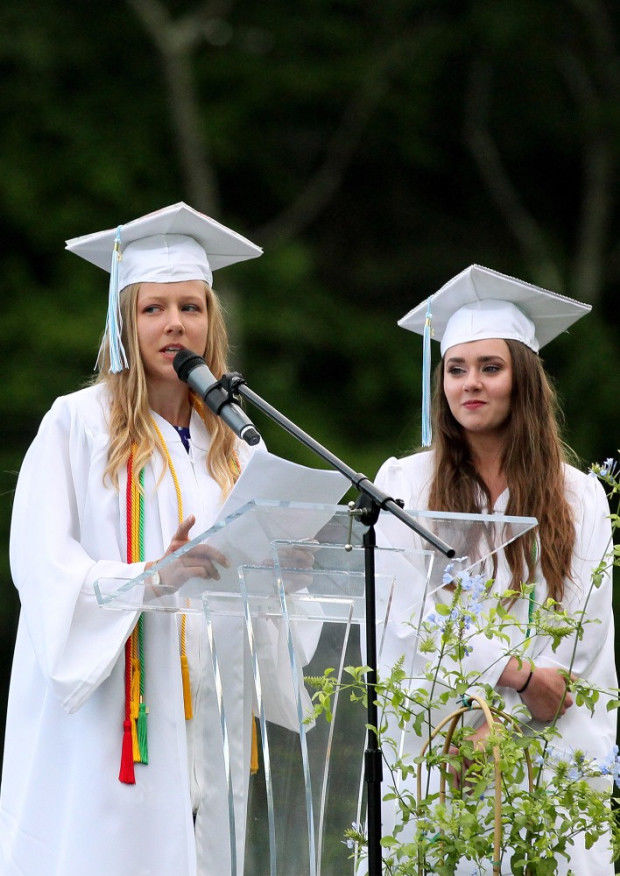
[182,544,230,569]
[172,515,196,545]
[167,518,229,569]
[177,565,216,584]
[161,515,197,558]
[148,517,232,594]
[176,545,231,582]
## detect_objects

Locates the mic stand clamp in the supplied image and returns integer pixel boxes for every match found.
[205,372,245,415]
[218,371,246,398]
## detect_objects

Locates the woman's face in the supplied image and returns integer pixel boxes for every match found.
[443,338,513,438]
[136,280,209,386]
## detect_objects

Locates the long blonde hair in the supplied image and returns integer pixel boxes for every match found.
[96,282,237,495]
[428,339,575,603]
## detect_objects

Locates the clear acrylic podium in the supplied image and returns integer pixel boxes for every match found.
[94,499,537,875]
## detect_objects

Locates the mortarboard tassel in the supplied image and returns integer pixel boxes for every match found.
[98,226,128,373]
[421,296,433,447]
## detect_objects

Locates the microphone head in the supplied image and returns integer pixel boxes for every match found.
[173,349,204,382]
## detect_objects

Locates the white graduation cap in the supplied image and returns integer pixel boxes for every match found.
[398,265,591,445]
[66,202,263,372]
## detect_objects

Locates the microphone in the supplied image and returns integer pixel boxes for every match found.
[173,349,261,446]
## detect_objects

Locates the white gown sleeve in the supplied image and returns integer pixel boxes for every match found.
[10,396,145,714]
[526,473,616,688]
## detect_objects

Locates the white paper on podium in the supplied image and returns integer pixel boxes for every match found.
[216,448,349,522]
[168,449,351,601]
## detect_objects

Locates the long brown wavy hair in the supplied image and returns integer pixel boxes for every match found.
[96,281,237,496]
[427,339,575,603]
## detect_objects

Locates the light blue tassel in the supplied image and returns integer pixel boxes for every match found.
[421,296,433,447]
[97,225,128,373]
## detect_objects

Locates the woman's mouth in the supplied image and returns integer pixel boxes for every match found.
[463,400,486,409]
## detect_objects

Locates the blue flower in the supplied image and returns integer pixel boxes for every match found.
[442,563,455,585]
[597,457,618,479]
[597,745,620,788]
[426,612,448,633]
[457,570,486,618]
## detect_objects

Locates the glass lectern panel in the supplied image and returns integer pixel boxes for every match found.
[93,499,537,875]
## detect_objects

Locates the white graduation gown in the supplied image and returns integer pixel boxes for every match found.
[373,450,617,875]
[0,383,305,876]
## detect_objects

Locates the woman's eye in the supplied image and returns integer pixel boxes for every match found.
[143,305,159,314]
[182,304,200,312]
[447,366,465,376]
[483,364,501,374]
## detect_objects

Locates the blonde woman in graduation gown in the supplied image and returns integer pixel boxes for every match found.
[0,204,309,875]
[374,266,616,875]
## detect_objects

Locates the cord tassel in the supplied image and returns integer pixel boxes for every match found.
[131,639,141,763]
[180,653,193,720]
[119,720,136,784]
[136,608,148,761]
[119,638,136,784]
[137,701,149,764]
[250,714,259,774]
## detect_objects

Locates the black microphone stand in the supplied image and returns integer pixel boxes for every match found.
[218,372,455,875]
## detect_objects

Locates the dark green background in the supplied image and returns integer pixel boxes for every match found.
[1,0,618,824]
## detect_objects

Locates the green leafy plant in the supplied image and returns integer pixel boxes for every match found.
[309,458,620,874]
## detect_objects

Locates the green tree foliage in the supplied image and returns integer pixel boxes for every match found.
[0,0,618,756]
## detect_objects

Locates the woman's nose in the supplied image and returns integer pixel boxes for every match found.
[463,371,482,391]
[165,309,184,332]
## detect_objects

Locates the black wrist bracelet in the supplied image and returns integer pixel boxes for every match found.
[516,669,534,694]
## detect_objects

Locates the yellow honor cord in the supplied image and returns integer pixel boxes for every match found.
[151,418,192,718]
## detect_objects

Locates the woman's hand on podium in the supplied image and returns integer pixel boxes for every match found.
[276,541,318,593]
[145,515,230,594]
